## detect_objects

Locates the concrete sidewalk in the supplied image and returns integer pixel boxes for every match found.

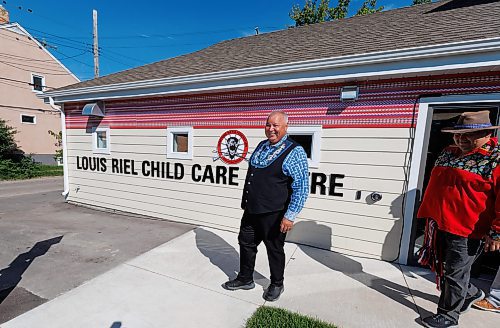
[2,227,497,328]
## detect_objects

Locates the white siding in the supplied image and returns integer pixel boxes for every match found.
[66,127,409,260]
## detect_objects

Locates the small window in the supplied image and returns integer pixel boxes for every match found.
[31,74,45,92]
[288,126,322,168]
[167,127,193,159]
[173,133,188,153]
[21,114,36,124]
[92,127,110,154]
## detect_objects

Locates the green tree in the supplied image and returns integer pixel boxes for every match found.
[290,0,336,26]
[0,118,20,160]
[331,0,350,20]
[48,130,63,163]
[412,0,432,5]
[0,119,37,180]
[290,0,384,26]
[355,0,384,16]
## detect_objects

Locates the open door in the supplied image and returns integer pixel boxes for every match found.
[408,103,500,277]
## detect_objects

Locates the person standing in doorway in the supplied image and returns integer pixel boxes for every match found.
[417,110,500,328]
[223,111,309,302]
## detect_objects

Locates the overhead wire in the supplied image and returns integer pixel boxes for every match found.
[0,76,59,90]
[0,57,77,73]
[2,5,285,80]
[51,48,93,68]
[0,60,75,76]
[0,103,59,113]
[0,51,87,64]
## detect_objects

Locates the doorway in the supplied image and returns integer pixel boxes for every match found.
[408,103,500,278]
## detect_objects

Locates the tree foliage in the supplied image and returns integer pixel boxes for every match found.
[413,0,432,5]
[355,0,384,16]
[290,0,336,27]
[0,118,46,180]
[290,0,384,26]
[48,129,63,162]
[0,118,21,161]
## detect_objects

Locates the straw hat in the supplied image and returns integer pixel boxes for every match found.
[441,110,500,133]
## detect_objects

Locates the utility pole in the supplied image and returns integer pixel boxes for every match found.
[92,9,99,78]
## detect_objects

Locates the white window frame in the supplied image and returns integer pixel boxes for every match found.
[288,126,322,168]
[92,127,110,154]
[31,73,45,93]
[20,114,36,125]
[167,126,193,160]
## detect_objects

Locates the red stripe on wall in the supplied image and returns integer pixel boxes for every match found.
[64,72,500,130]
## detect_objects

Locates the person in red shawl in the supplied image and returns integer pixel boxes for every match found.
[418,110,500,328]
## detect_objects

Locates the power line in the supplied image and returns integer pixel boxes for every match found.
[24,26,91,47]
[0,60,75,76]
[31,36,92,52]
[99,52,135,68]
[100,48,148,65]
[0,103,59,113]
[0,76,30,84]
[0,52,80,65]
[0,57,76,73]
[2,0,81,32]
[52,48,94,68]
[66,26,284,39]
[0,30,46,49]
[0,79,27,90]
[103,41,214,49]
[0,76,59,89]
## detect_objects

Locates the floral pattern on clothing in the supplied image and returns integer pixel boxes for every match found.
[250,135,294,168]
[435,141,500,179]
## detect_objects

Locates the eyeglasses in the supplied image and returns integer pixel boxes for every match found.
[453,131,491,138]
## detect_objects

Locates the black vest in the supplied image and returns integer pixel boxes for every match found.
[241,138,298,214]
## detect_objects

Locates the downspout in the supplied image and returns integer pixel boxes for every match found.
[48,97,70,199]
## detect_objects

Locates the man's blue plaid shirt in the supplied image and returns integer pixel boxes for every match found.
[250,135,309,221]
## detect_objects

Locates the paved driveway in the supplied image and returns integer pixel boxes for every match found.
[0,177,195,324]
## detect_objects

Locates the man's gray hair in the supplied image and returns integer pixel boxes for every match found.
[267,111,288,124]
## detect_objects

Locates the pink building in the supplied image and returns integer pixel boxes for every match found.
[0,6,79,164]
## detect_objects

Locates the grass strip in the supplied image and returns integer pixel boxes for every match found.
[246,306,337,328]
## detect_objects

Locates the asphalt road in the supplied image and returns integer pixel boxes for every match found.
[0,177,195,324]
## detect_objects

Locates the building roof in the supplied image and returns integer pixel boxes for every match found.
[56,0,500,92]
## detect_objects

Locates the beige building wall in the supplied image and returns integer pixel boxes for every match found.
[65,127,408,260]
[0,24,79,162]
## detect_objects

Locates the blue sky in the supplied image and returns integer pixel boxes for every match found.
[4,0,416,81]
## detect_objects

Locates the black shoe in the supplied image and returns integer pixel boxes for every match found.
[421,314,458,328]
[263,284,284,302]
[460,289,485,313]
[223,278,255,291]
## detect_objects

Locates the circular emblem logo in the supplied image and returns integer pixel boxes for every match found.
[217,130,249,165]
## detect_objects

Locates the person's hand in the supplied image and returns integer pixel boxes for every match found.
[484,236,500,252]
[280,218,294,233]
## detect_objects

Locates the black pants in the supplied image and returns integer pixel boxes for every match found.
[237,210,286,286]
[437,231,483,321]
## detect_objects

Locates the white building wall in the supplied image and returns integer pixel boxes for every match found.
[65,127,409,260]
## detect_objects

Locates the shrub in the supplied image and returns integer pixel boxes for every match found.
[0,119,62,180]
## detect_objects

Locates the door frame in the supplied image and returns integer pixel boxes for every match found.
[398,92,500,264]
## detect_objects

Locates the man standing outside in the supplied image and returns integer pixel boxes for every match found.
[223,111,309,302]
[417,111,500,328]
